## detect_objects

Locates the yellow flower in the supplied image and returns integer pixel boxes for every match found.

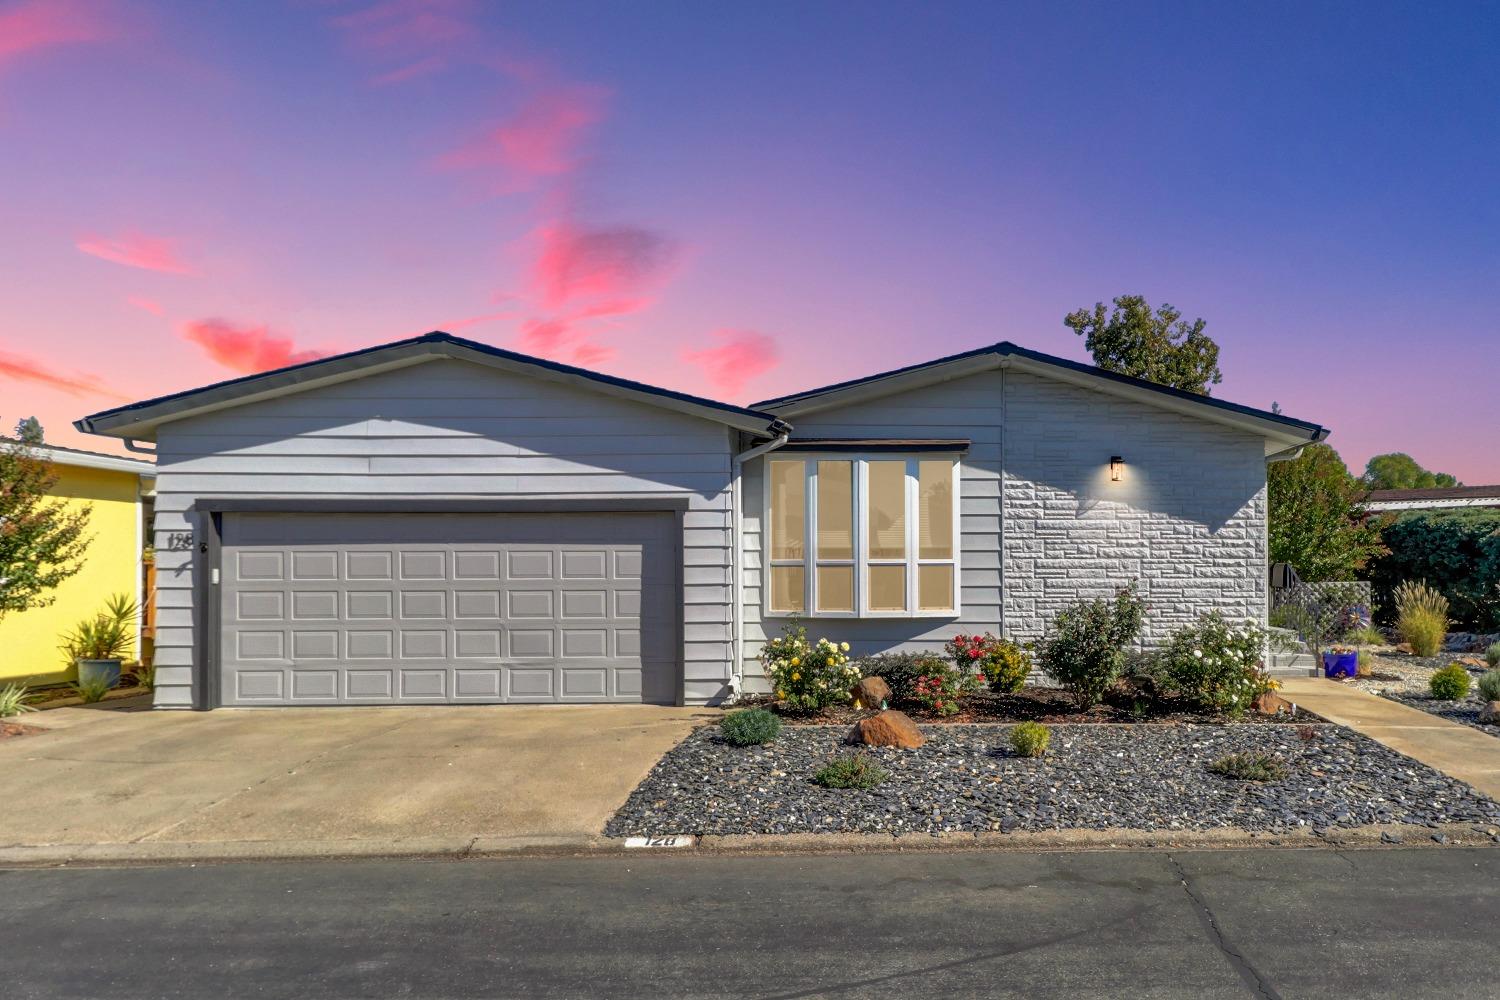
[775,688,785,699]
[790,657,800,667]
[791,671,800,681]
[840,641,850,652]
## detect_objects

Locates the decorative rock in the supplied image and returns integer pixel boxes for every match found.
[1253,692,1294,716]
[848,710,925,749]
[852,676,892,710]
[1480,701,1500,724]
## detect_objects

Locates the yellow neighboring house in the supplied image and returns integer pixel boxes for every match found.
[0,442,155,686]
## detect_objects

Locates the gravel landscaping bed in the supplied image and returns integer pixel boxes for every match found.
[606,723,1500,838]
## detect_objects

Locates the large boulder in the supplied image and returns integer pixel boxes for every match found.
[1253,692,1294,716]
[848,709,925,749]
[1479,701,1500,724]
[851,676,892,710]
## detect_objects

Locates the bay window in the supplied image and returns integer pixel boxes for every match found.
[765,455,959,616]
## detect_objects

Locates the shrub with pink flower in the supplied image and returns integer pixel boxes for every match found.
[944,632,1032,694]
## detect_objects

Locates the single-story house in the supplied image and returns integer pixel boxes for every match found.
[75,332,1326,709]
[1365,485,1500,513]
[0,441,155,686]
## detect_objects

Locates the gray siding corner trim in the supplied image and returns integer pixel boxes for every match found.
[190,496,693,514]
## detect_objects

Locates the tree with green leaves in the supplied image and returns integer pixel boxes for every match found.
[1268,443,1386,581]
[1064,294,1223,395]
[0,419,93,620]
[1363,452,1460,490]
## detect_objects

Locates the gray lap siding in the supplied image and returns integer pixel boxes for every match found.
[148,360,735,708]
[740,368,1267,690]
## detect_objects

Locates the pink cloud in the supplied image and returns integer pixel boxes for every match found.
[682,329,782,395]
[331,0,477,53]
[570,341,615,366]
[0,348,118,399]
[529,221,675,311]
[0,0,110,66]
[77,232,194,275]
[371,54,445,86]
[517,316,573,355]
[181,319,327,374]
[436,84,609,186]
[125,295,163,316]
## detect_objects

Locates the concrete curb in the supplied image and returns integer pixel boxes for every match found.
[4,821,1496,868]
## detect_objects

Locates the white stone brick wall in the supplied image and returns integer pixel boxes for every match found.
[1001,370,1268,645]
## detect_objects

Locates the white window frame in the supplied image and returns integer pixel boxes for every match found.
[762,453,962,619]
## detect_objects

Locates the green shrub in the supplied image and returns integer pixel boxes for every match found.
[910,660,972,716]
[1487,642,1500,669]
[812,754,888,790]
[1477,669,1500,702]
[1143,612,1270,717]
[719,708,782,746]
[130,662,156,692]
[61,593,139,663]
[854,652,948,707]
[1394,581,1448,657]
[1009,722,1050,757]
[1037,584,1148,708]
[1208,751,1287,782]
[1368,509,1500,631]
[70,674,114,704]
[0,682,35,718]
[1343,625,1386,646]
[759,621,859,712]
[1429,662,1472,700]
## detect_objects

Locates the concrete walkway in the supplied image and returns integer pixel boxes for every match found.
[0,700,711,862]
[1281,676,1500,799]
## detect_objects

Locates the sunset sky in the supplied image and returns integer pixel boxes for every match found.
[2,0,1496,481]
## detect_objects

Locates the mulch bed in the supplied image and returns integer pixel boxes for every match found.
[606,723,1500,838]
[736,686,1299,726]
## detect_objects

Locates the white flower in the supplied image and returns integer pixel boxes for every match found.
[1193,649,1203,658]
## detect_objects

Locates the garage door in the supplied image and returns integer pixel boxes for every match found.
[218,512,679,706]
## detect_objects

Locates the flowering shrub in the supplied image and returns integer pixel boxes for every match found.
[945,632,1032,694]
[911,664,967,716]
[760,620,858,712]
[1146,612,1271,717]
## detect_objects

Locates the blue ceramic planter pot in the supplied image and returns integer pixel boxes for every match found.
[77,659,121,688]
[1322,651,1358,679]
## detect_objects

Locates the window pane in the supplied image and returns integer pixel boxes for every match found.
[770,566,805,613]
[816,461,853,560]
[868,564,906,612]
[919,460,954,560]
[918,564,954,611]
[817,565,854,612]
[867,460,906,560]
[769,460,805,561]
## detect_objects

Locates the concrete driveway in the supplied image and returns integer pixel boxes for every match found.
[0,699,712,857]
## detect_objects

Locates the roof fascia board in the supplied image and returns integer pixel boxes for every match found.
[1000,355,1322,452]
[81,338,780,439]
[761,354,1000,418]
[428,341,778,435]
[30,447,155,475]
[763,349,1320,451]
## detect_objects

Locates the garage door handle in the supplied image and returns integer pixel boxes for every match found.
[211,568,220,585]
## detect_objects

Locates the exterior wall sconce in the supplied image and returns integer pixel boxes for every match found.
[1110,455,1123,482]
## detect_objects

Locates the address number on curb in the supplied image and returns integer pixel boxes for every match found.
[624,835,695,849]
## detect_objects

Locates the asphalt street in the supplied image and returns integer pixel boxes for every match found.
[4,846,1498,999]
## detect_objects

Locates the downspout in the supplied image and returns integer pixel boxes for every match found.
[123,438,158,455]
[729,422,791,701]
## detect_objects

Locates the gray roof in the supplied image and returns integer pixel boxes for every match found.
[77,331,790,440]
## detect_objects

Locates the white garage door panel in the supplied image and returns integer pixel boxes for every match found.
[219,512,679,706]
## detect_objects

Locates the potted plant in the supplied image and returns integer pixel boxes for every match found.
[1321,644,1358,679]
[62,593,139,689]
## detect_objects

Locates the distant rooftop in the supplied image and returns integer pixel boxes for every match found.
[1366,484,1500,512]
[1,437,154,475]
